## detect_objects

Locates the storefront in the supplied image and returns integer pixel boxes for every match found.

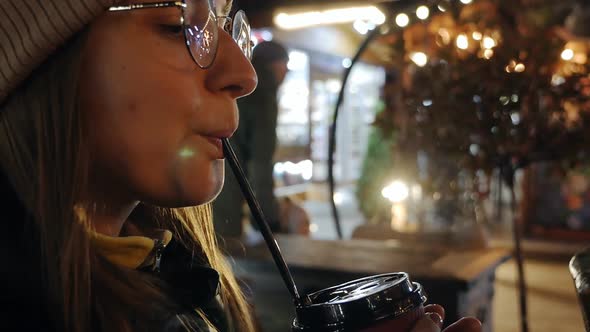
[251,26,386,191]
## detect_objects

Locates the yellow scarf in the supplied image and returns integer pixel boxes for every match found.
[90,229,173,269]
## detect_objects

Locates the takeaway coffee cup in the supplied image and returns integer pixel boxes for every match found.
[220,141,427,331]
[292,272,427,332]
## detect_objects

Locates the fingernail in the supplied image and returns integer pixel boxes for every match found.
[427,312,443,328]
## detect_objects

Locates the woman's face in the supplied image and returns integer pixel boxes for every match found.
[79,0,256,207]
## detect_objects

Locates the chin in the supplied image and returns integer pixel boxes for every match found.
[176,159,225,206]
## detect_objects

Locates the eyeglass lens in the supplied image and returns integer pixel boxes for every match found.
[184,0,219,68]
[232,11,252,60]
[183,0,252,68]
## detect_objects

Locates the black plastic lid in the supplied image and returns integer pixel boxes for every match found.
[293,273,427,331]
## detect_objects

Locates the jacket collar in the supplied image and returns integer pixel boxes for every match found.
[91,227,221,308]
[90,229,172,269]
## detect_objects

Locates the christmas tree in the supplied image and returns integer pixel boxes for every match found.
[358,0,590,224]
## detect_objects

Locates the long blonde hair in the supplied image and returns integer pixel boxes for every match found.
[0,30,255,332]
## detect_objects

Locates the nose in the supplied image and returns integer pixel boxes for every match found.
[205,27,258,99]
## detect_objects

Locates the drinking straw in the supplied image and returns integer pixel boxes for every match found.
[222,138,303,306]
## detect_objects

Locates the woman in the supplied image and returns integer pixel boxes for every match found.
[0,1,481,331]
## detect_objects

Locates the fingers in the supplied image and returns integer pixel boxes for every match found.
[424,304,445,322]
[422,304,480,332]
[427,312,444,329]
[442,317,482,332]
[410,311,443,332]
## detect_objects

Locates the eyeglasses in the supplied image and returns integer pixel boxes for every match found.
[108,1,253,69]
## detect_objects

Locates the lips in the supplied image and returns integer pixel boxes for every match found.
[204,136,224,159]
[198,124,236,160]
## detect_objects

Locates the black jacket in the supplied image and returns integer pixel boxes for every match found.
[0,170,229,332]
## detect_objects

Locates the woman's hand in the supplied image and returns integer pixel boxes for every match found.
[410,305,482,332]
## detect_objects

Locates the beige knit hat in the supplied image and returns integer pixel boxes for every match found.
[0,0,117,104]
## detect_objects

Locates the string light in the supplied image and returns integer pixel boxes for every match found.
[416,6,430,20]
[561,48,575,61]
[514,63,526,72]
[396,13,410,27]
[483,36,496,49]
[505,60,525,73]
[410,52,429,67]
[368,0,512,72]
[456,34,469,50]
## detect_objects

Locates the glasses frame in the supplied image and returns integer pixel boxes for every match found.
[108,1,252,69]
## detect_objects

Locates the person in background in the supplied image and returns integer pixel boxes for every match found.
[213,41,295,236]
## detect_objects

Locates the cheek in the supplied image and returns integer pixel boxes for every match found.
[81,64,182,196]
[79,23,219,206]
